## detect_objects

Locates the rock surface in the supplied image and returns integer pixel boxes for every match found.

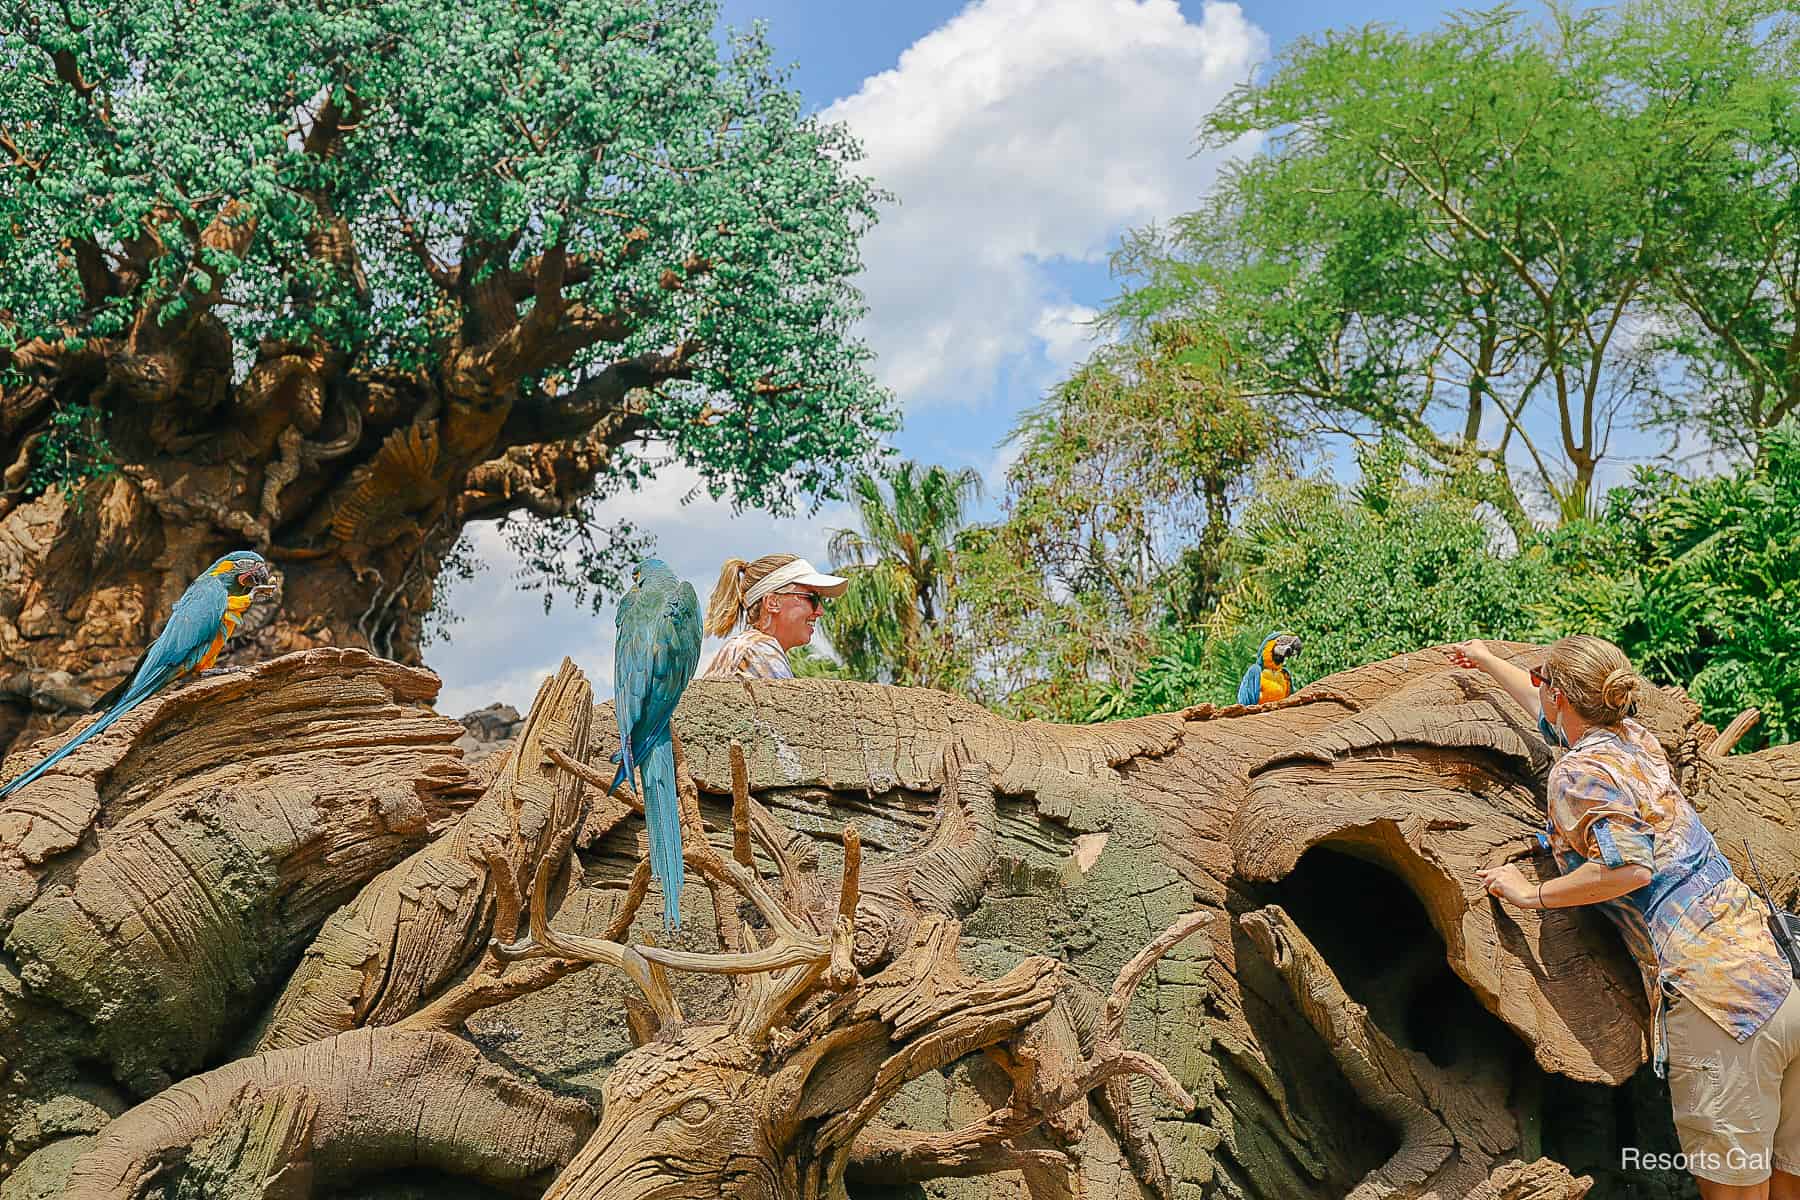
[453,703,523,764]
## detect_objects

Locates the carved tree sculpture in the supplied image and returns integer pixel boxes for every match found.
[3,641,1796,1199]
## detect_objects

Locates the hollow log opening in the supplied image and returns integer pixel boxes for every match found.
[1264,844,1693,1200]
[320,1171,517,1200]
[1539,1068,1695,1200]
[1271,845,1516,1076]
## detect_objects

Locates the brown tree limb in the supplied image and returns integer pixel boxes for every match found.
[1710,707,1762,757]
[846,1120,1070,1186]
[513,324,691,419]
[62,1028,595,1199]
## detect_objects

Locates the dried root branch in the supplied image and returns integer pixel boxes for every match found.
[441,729,864,1047]
[810,911,1209,1199]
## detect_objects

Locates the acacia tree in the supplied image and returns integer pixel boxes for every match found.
[0,0,890,752]
[1111,0,1798,529]
[1634,3,1800,457]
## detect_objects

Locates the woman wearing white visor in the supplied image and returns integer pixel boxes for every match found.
[699,554,848,680]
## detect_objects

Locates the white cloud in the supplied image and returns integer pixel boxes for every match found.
[826,0,1266,407]
[981,437,1025,495]
[427,463,853,716]
[425,1,1270,713]
[1034,302,1102,377]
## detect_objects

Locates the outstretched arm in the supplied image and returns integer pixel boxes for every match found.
[1449,640,1540,720]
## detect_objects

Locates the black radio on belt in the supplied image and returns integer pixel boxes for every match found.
[1744,839,1800,981]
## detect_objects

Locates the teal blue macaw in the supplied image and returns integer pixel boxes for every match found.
[1237,631,1304,707]
[611,558,702,927]
[0,550,277,800]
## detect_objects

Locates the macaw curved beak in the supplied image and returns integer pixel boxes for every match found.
[238,561,278,601]
[1272,635,1303,664]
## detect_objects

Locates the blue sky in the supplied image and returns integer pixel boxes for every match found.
[427,0,1603,716]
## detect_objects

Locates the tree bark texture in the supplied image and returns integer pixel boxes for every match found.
[3,640,1791,1199]
[0,307,655,764]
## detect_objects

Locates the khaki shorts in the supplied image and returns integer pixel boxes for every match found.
[1667,980,1800,1184]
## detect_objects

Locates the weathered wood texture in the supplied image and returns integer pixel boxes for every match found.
[3,642,1791,1200]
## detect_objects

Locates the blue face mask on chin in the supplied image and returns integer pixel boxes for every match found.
[1538,711,1569,750]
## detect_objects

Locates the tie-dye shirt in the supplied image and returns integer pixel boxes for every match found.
[699,629,792,681]
[1544,718,1792,1077]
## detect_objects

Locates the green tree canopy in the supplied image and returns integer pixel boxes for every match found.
[1600,419,1800,749]
[1081,442,1611,722]
[951,321,1282,718]
[1209,442,1577,685]
[1110,0,1799,527]
[1632,3,1800,454]
[0,0,891,664]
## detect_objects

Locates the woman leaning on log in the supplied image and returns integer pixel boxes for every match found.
[698,553,846,680]
[1456,635,1800,1200]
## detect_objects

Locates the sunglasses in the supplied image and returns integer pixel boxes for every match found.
[776,589,823,613]
[1529,665,1554,690]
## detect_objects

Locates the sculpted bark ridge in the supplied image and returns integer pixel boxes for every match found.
[3,643,1794,1199]
[251,659,594,1051]
[0,648,474,1171]
[60,1027,596,1199]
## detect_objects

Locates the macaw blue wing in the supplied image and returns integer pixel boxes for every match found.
[612,578,702,926]
[611,583,701,784]
[140,581,232,684]
[0,579,227,801]
[612,593,653,796]
[630,584,703,754]
[1237,660,1263,707]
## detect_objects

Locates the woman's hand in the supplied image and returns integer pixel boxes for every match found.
[1478,862,1539,909]
[1448,640,1497,673]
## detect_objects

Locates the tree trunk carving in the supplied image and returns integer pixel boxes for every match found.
[3,641,1791,1198]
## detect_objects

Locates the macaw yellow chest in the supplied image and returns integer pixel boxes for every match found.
[197,594,254,670]
[1259,667,1293,703]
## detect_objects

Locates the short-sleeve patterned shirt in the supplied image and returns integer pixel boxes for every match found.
[699,629,792,681]
[1544,718,1791,1077]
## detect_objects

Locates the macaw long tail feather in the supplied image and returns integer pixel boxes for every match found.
[0,695,140,801]
[639,738,684,928]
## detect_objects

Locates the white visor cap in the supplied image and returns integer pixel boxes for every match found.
[743,558,848,609]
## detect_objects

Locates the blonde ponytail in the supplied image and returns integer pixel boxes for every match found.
[704,553,800,636]
[704,558,750,637]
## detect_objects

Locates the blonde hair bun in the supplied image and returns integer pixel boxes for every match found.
[1600,666,1641,714]
[1545,635,1641,725]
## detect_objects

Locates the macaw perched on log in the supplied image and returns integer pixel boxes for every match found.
[611,558,703,927]
[0,550,278,800]
[1237,631,1304,707]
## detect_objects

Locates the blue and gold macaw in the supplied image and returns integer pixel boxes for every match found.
[611,558,702,927]
[0,550,277,800]
[1236,631,1303,707]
